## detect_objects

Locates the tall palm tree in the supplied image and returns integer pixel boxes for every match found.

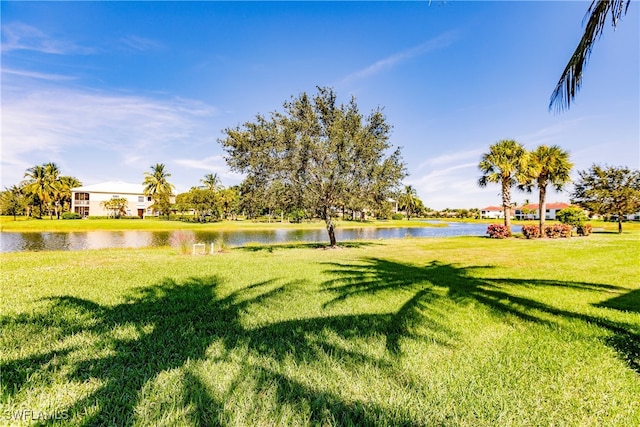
[478,139,528,235]
[201,173,223,192]
[23,165,51,218]
[143,163,174,196]
[43,162,63,219]
[522,145,573,233]
[143,164,175,217]
[550,0,631,112]
[399,185,419,220]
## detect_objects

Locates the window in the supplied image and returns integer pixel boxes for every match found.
[74,193,89,201]
[147,196,152,202]
[138,196,144,203]
[112,195,120,199]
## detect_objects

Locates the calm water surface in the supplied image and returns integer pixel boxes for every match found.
[0,222,521,253]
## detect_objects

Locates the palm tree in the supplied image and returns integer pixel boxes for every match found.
[201,173,223,192]
[521,145,573,233]
[143,163,175,217]
[23,165,51,218]
[478,139,528,235]
[43,162,63,219]
[59,176,82,214]
[550,0,631,112]
[399,185,419,220]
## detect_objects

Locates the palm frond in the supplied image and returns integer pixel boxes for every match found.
[549,0,630,112]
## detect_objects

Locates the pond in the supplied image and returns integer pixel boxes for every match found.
[0,222,522,253]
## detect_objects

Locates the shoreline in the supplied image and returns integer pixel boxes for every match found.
[0,217,454,233]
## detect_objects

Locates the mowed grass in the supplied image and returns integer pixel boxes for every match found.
[1,234,639,426]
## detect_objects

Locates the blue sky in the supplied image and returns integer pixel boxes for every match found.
[2,1,638,210]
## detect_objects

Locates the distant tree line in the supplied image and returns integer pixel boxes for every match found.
[0,163,81,219]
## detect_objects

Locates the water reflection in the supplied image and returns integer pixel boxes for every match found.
[0,223,521,253]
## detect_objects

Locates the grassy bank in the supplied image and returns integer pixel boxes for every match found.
[1,234,639,425]
[2,214,637,234]
[0,216,447,233]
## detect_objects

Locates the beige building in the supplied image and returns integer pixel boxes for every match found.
[71,181,154,218]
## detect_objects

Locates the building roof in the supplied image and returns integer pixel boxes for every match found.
[71,181,145,195]
[481,206,504,211]
[516,202,571,211]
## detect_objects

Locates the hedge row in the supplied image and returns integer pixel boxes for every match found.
[491,223,593,239]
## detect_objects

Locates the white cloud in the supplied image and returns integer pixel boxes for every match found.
[118,35,163,52]
[0,73,221,188]
[416,148,484,171]
[340,31,458,85]
[1,22,93,54]
[1,68,76,81]
[515,117,589,147]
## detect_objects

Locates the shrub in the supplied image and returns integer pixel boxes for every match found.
[557,207,588,228]
[487,224,511,239]
[391,213,404,220]
[521,225,541,239]
[576,223,593,236]
[544,224,572,238]
[61,212,82,220]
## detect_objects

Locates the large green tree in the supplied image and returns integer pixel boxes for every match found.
[571,164,640,233]
[143,163,175,218]
[220,87,406,246]
[0,185,26,219]
[550,0,631,111]
[521,145,573,233]
[478,139,528,235]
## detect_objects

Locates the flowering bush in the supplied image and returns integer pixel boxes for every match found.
[543,224,572,238]
[576,223,593,236]
[521,225,541,239]
[487,224,511,239]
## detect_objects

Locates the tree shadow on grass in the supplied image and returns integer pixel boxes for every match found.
[1,276,412,426]
[322,258,640,374]
[3,259,638,425]
[596,288,640,314]
[236,241,379,252]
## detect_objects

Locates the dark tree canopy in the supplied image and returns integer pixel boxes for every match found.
[219,87,406,246]
[571,164,640,233]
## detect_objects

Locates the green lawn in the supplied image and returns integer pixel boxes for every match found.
[1,234,639,425]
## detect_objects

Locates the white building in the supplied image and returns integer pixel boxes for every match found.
[71,181,154,218]
[480,206,508,219]
[513,202,571,220]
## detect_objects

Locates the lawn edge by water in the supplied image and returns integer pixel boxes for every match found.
[0,216,449,233]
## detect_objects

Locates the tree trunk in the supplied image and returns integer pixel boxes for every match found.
[323,206,337,247]
[538,185,547,236]
[502,180,512,235]
[618,216,623,234]
[327,221,337,247]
